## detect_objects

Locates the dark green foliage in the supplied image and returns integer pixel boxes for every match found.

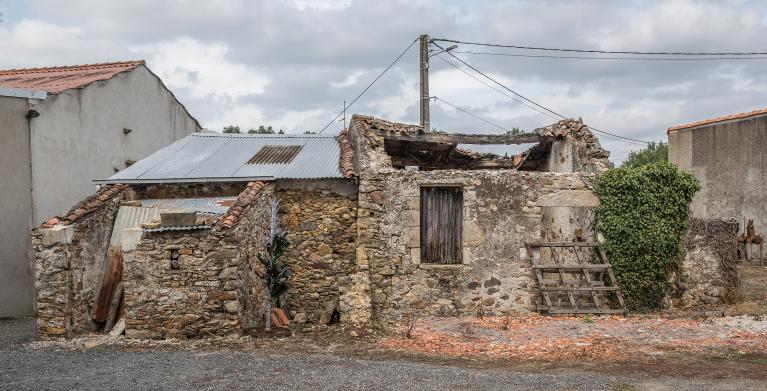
[503,127,524,136]
[621,141,668,168]
[595,161,700,310]
[248,126,284,134]
[223,125,241,134]
[258,229,291,301]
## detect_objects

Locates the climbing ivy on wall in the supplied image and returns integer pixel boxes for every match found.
[595,161,700,310]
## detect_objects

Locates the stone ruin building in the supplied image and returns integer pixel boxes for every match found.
[34,114,619,339]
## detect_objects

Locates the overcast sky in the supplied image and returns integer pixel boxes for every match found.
[1,0,766,162]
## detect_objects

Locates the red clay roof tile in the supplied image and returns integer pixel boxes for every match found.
[217,182,268,230]
[668,107,767,134]
[52,184,128,226]
[337,128,357,178]
[0,60,144,94]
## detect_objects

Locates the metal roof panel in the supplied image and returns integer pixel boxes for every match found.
[100,133,344,184]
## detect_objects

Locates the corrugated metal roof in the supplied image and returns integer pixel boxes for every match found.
[138,197,236,214]
[97,133,343,184]
[144,224,212,233]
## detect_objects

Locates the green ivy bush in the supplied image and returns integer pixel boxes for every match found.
[595,161,700,310]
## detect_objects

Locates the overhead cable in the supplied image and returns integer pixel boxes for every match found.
[318,38,418,134]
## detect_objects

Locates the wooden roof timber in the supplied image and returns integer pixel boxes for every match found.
[372,129,544,145]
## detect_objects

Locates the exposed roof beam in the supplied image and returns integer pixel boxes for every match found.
[373,129,542,145]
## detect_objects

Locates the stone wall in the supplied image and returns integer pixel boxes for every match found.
[122,187,273,338]
[356,170,597,322]
[33,193,124,339]
[276,181,358,325]
[671,218,740,307]
[131,182,248,199]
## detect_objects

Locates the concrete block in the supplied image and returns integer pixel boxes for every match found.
[40,225,74,246]
[160,210,197,227]
[120,228,144,251]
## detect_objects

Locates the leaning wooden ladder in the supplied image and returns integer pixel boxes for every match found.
[526,242,626,314]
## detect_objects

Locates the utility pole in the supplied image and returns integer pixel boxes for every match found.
[419,34,430,132]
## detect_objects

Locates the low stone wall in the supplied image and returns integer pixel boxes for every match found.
[673,218,740,307]
[277,185,358,325]
[34,193,124,339]
[123,187,273,338]
[355,170,597,322]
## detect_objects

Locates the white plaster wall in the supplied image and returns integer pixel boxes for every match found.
[29,65,201,224]
[0,96,35,316]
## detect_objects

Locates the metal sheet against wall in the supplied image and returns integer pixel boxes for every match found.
[108,206,161,246]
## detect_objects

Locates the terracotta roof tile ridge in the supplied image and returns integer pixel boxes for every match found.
[668,107,767,134]
[217,182,269,230]
[0,60,145,76]
[41,184,129,227]
[337,128,357,178]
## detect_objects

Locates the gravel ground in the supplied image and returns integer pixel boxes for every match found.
[1,319,763,391]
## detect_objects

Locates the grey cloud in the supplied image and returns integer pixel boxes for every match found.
[3,0,765,158]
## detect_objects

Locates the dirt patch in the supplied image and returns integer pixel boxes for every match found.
[378,314,767,376]
[25,314,767,380]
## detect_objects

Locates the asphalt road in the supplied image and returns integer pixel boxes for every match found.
[0,318,761,391]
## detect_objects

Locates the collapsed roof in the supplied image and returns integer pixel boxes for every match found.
[350,115,611,173]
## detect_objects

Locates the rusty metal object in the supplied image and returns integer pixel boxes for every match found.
[738,219,764,264]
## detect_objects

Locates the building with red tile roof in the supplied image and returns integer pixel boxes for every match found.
[667,107,767,134]
[0,60,201,318]
[0,60,145,94]
[668,107,767,236]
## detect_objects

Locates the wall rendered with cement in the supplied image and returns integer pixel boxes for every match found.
[0,96,34,316]
[669,115,767,234]
[29,65,201,225]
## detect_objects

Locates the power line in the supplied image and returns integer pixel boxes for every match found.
[432,41,651,144]
[431,96,510,133]
[452,50,767,61]
[432,38,767,56]
[433,54,560,120]
[432,41,567,120]
[318,38,418,134]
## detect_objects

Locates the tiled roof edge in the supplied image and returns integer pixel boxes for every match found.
[668,107,767,134]
[337,128,357,178]
[0,60,145,76]
[217,182,269,230]
[41,184,129,227]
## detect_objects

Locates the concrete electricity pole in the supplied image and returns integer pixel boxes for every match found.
[419,34,430,132]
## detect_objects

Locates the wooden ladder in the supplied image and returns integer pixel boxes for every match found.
[526,242,626,315]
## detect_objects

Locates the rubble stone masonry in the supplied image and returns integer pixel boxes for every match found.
[122,187,273,339]
[276,182,358,325]
[355,170,596,322]
[34,191,125,339]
